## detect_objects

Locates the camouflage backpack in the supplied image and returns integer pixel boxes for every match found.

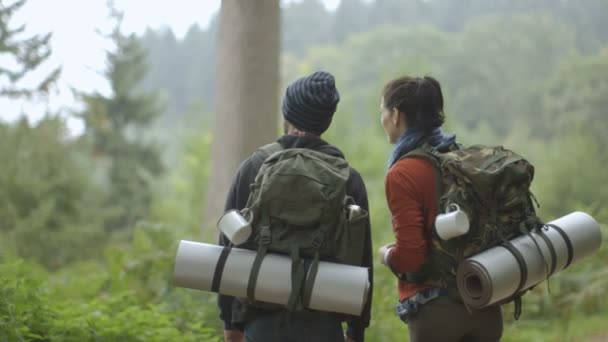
[400,143,541,314]
[237,142,368,312]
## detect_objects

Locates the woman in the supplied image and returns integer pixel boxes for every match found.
[378,76,503,342]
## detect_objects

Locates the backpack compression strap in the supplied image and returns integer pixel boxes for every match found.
[286,247,310,312]
[211,246,232,293]
[302,253,320,309]
[246,221,272,302]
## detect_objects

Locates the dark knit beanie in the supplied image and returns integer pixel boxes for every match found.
[281,71,340,135]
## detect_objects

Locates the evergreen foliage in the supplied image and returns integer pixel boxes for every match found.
[1,1,607,340]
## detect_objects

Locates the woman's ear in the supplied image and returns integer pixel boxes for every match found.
[391,108,401,126]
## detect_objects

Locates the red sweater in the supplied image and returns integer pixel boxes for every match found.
[385,157,438,301]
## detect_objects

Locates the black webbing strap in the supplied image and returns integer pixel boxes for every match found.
[545,223,574,270]
[302,256,318,309]
[286,248,308,312]
[247,216,272,302]
[500,241,528,296]
[500,241,528,321]
[247,244,267,302]
[402,263,431,283]
[537,229,558,277]
[513,296,522,320]
[522,228,550,284]
[211,246,232,293]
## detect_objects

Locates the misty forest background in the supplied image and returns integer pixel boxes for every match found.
[1,0,607,341]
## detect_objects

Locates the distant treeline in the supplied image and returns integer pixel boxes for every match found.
[140,0,608,121]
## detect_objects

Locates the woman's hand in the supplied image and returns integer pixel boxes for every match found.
[378,243,396,265]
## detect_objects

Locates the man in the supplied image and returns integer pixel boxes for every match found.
[218,71,373,342]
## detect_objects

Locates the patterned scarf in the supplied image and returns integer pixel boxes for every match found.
[388,127,456,168]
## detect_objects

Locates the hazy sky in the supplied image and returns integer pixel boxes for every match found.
[2,0,341,131]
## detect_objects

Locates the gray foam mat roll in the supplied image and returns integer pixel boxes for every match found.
[457,212,602,309]
[173,241,370,316]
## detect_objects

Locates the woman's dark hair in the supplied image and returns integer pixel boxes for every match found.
[382,75,445,131]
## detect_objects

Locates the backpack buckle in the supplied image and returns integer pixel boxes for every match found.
[260,226,271,245]
[311,233,324,249]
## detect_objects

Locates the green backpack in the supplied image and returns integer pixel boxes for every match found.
[238,142,368,312]
[401,144,541,315]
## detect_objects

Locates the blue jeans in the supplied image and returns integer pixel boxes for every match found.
[244,311,344,342]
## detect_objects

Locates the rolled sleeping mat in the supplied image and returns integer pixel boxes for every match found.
[304,259,370,315]
[173,240,370,316]
[457,212,602,309]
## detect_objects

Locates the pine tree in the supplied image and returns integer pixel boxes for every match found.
[0,0,60,98]
[76,9,163,231]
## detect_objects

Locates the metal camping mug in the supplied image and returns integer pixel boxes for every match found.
[434,203,470,240]
[217,210,252,245]
[347,205,363,220]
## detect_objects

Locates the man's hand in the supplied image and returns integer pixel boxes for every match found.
[224,329,244,342]
[345,336,356,342]
[378,242,395,265]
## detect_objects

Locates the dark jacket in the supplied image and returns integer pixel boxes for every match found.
[217,134,373,341]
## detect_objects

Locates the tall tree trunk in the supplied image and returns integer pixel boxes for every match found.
[203,0,280,233]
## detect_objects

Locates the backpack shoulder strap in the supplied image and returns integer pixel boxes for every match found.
[399,142,460,164]
[402,148,438,166]
[253,142,284,164]
[399,145,443,211]
[396,145,444,284]
[398,141,461,209]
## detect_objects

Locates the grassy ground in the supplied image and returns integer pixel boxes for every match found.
[502,310,608,342]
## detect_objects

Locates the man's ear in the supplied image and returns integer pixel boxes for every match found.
[283,120,290,134]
